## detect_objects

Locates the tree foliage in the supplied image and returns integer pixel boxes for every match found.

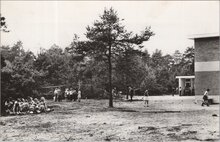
[70,8,154,107]
[1,42,43,101]
[0,14,9,32]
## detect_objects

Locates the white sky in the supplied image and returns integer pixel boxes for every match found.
[1,1,219,55]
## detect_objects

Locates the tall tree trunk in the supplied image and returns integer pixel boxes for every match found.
[108,46,113,107]
[126,75,129,99]
[125,51,129,99]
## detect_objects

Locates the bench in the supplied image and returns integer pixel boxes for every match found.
[208,98,213,104]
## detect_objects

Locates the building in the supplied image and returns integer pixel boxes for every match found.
[189,33,220,103]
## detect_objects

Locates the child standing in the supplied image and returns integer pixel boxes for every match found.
[77,90,81,102]
[202,89,210,106]
[143,89,149,107]
[54,88,58,102]
[65,88,69,101]
[69,88,74,101]
[179,87,182,96]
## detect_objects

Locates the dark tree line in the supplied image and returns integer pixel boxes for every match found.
[0,41,194,101]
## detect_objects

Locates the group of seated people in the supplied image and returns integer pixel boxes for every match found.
[4,96,52,115]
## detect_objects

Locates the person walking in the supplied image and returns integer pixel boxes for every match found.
[202,89,210,106]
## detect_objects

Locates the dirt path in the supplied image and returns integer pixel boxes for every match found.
[0,96,219,141]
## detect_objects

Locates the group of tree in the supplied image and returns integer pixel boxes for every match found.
[1,8,194,108]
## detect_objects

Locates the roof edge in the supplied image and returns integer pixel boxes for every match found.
[188,33,219,39]
[176,76,195,79]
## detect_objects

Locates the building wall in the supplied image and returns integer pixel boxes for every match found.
[195,37,219,62]
[195,71,220,95]
[194,37,220,103]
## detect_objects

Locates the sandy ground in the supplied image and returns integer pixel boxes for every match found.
[0,95,219,142]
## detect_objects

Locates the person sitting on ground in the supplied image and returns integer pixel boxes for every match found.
[20,98,29,113]
[39,97,47,112]
[27,97,36,114]
[202,89,210,107]
[4,98,14,115]
[40,97,54,112]
[4,96,54,115]
[34,98,43,114]
[13,98,21,115]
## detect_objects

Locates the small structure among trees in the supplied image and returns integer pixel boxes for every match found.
[176,76,195,96]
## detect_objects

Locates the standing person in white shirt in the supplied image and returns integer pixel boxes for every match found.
[54,88,59,102]
[64,88,69,101]
[77,90,82,102]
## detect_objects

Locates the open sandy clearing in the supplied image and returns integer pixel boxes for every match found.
[0,96,219,142]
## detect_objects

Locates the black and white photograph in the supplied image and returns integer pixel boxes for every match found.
[0,1,219,141]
